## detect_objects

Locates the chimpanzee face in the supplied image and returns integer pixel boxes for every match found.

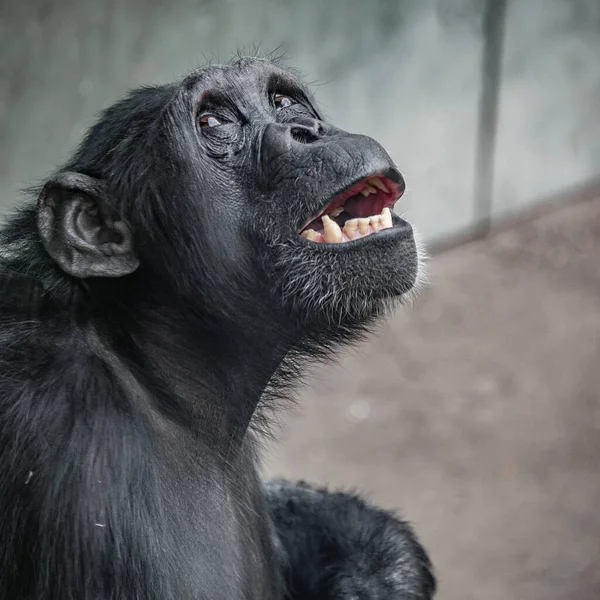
[37,58,421,330]
[164,58,420,326]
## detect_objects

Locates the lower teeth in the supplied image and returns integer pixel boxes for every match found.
[301,207,393,244]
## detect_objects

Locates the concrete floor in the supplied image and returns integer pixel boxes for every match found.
[264,193,600,600]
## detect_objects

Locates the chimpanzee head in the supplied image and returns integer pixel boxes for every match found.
[37,57,422,337]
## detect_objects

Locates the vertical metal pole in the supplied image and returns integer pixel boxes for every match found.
[473,0,509,235]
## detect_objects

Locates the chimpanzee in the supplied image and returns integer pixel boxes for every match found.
[0,57,435,599]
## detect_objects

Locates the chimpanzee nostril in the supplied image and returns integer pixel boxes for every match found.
[290,124,320,144]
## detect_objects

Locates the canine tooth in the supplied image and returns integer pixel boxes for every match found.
[381,207,393,228]
[302,229,320,242]
[329,207,343,217]
[358,218,370,235]
[343,219,358,240]
[369,216,381,232]
[370,177,390,193]
[322,215,342,243]
[360,187,371,197]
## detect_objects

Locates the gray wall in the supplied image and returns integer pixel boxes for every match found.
[493,0,600,218]
[1,0,599,241]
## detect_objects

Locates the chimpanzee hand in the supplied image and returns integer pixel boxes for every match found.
[265,479,436,600]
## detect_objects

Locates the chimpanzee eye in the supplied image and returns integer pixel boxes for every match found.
[274,94,294,110]
[199,114,222,129]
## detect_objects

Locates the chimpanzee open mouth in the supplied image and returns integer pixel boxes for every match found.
[298,172,404,244]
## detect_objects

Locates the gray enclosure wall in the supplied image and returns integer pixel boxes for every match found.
[1,0,599,241]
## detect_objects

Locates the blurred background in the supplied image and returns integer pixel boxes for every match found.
[1,0,599,598]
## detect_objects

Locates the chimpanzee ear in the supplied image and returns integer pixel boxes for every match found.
[37,172,139,278]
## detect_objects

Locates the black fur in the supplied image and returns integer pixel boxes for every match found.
[0,57,433,599]
[266,480,435,599]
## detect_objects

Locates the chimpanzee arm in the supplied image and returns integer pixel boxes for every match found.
[265,479,435,600]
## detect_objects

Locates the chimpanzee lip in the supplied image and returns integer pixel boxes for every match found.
[297,169,405,245]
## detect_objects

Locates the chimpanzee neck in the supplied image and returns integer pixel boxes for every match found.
[101,295,293,449]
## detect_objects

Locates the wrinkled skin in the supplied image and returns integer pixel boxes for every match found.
[0,57,433,600]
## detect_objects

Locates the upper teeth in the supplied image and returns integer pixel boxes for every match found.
[369,177,390,193]
[358,177,390,197]
[301,207,394,244]
[360,183,378,197]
